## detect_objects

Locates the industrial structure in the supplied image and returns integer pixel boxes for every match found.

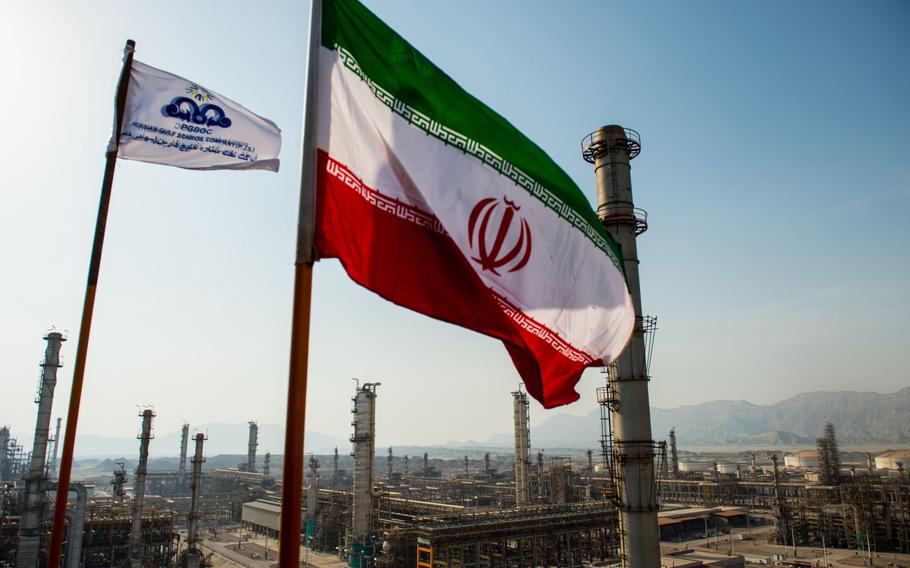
[348,381,379,565]
[4,123,908,568]
[510,389,530,507]
[583,124,660,567]
[16,331,65,568]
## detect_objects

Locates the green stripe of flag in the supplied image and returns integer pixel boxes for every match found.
[322,0,624,269]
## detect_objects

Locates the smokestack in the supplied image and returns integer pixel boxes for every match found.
[423,452,428,476]
[263,451,271,477]
[387,447,393,479]
[17,330,65,568]
[349,382,378,554]
[484,452,491,475]
[512,388,531,506]
[583,125,659,567]
[129,409,154,568]
[185,432,205,566]
[247,421,258,473]
[404,455,409,476]
[464,456,469,479]
[178,422,189,490]
[48,417,62,479]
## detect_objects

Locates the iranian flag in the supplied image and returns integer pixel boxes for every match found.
[311,0,634,408]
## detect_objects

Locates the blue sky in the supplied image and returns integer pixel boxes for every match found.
[1,1,907,452]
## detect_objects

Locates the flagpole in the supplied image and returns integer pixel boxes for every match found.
[279,0,321,565]
[47,39,135,568]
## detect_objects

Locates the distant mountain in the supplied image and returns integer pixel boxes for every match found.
[75,423,346,458]
[489,387,910,449]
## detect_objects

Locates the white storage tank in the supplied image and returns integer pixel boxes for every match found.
[784,450,818,468]
[717,462,745,475]
[874,450,910,470]
[679,461,713,473]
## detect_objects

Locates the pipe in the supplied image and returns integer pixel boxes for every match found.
[65,483,87,568]
[129,409,154,568]
[17,331,65,568]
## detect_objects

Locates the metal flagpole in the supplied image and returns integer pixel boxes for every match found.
[47,38,136,568]
[279,0,321,565]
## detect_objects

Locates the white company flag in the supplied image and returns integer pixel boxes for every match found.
[117,61,281,172]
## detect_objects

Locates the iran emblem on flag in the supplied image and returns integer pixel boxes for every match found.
[309,0,634,408]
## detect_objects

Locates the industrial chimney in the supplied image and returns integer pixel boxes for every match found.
[17,330,65,568]
[582,125,659,567]
[129,409,154,568]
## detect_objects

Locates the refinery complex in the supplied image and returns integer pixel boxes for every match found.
[1,332,909,568]
[2,128,908,568]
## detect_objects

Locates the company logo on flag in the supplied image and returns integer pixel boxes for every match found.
[117,61,281,171]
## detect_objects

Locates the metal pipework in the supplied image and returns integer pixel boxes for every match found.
[583,125,658,568]
[64,483,88,568]
[511,389,531,506]
[186,433,205,558]
[129,409,154,568]
[17,331,65,568]
[247,421,258,473]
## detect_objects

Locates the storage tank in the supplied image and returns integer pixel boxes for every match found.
[784,450,818,468]
[875,450,910,470]
[717,462,745,475]
[679,461,713,473]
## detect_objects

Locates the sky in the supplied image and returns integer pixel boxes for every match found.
[1,1,908,454]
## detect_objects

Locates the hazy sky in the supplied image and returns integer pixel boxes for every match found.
[1,1,907,454]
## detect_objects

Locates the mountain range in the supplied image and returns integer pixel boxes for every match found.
[69,388,909,457]
[524,387,910,448]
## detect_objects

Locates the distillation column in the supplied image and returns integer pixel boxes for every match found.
[669,428,680,479]
[184,433,205,568]
[247,421,258,473]
[0,427,9,482]
[512,389,531,506]
[306,456,320,526]
[349,382,379,561]
[583,125,659,567]
[17,331,65,568]
[178,422,189,491]
[129,409,154,568]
